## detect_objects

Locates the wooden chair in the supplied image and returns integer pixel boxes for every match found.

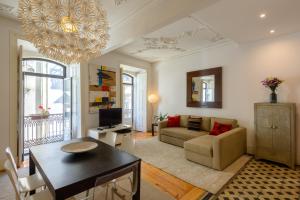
[5,147,45,196]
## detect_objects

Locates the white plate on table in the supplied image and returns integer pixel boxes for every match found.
[61,141,98,153]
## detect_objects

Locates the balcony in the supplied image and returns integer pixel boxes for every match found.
[23,114,66,153]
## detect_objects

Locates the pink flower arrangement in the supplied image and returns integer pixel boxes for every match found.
[261,77,283,91]
[38,105,51,115]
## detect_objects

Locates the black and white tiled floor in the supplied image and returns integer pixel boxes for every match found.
[216,159,300,200]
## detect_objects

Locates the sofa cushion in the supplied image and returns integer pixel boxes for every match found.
[180,115,189,128]
[184,135,213,157]
[160,127,208,141]
[210,122,233,136]
[210,117,238,130]
[187,116,202,130]
[167,116,180,127]
[200,117,211,132]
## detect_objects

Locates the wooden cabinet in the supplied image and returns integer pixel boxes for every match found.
[254,103,296,168]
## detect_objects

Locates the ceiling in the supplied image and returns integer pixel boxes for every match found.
[117,0,300,62]
[0,0,152,28]
[192,0,300,43]
[1,0,300,63]
[116,16,231,62]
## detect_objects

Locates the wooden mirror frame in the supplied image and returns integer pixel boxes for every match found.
[186,67,222,108]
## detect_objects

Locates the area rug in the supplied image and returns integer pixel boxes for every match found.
[0,167,174,200]
[133,136,251,194]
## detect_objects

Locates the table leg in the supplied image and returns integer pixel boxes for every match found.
[132,161,141,200]
[29,152,36,195]
[151,124,154,136]
[29,152,36,176]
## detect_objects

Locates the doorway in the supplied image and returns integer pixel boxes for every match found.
[21,58,72,160]
[121,65,147,132]
[122,73,134,126]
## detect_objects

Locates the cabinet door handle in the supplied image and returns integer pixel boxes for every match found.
[271,125,277,129]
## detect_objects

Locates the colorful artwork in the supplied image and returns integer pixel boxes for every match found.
[89,64,117,113]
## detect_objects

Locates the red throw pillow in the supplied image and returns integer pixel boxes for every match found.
[210,122,232,136]
[167,116,180,127]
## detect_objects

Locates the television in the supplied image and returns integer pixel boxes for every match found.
[99,108,122,128]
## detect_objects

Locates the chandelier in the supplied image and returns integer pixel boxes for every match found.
[18,0,110,64]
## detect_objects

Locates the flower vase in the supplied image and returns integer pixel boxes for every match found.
[270,87,277,103]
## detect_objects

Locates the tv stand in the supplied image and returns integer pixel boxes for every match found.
[88,124,132,144]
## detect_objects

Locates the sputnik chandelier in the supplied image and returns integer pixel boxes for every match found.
[18,0,110,64]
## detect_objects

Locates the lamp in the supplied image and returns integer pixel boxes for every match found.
[148,94,159,104]
[148,94,159,123]
[18,0,109,64]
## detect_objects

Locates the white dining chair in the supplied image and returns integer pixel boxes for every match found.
[92,162,139,200]
[4,159,52,200]
[119,134,135,154]
[101,132,117,147]
[5,147,46,196]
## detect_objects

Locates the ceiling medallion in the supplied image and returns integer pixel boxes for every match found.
[142,37,185,52]
[18,0,110,64]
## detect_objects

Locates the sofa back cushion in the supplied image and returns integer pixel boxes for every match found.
[167,116,180,127]
[180,115,189,127]
[200,117,211,132]
[187,116,202,130]
[210,117,238,130]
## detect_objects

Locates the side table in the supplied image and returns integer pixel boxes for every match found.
[151,123,158,136]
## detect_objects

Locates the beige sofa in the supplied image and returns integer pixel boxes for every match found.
[158,115,246,170]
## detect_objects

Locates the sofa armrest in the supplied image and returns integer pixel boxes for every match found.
[158,120,168,134]
[212,127,247,170]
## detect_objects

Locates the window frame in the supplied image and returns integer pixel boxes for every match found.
[22,58,66,79]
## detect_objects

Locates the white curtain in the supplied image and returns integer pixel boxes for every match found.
[69,64,81,138]
[134,72,147,132]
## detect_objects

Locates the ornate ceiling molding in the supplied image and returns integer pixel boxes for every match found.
[114,0,127,6]
[0,3,17,17]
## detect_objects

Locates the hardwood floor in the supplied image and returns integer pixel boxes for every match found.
[21,132,206,200]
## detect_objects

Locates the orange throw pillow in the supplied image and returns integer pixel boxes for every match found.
[210,122,232,136]
[167,116,181,127]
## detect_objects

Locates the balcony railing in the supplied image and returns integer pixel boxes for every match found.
[23,114,65,151]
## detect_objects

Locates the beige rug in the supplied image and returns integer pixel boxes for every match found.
[133,136,251,194]
[0,167,174,200]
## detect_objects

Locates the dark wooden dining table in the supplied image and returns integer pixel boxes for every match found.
[29,137,141,200]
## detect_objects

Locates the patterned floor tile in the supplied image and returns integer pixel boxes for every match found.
[216,159,300,200]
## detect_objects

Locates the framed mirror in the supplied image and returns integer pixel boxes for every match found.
[187,67,222,108]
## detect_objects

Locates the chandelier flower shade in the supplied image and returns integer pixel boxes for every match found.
[18,0,110,64]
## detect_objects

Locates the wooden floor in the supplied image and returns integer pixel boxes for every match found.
[134,132,206,200]
[21,132,206,200]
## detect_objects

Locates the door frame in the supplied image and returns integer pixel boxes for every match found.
[122,73,134,126]
[21,58,68,160]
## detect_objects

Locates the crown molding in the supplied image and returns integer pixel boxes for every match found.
[0,2,17,19]
[110,0,154,28]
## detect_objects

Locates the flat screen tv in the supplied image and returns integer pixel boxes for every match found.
[99,108,122,128]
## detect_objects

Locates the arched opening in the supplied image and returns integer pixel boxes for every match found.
[21,58,71,160]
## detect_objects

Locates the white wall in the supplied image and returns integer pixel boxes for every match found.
[81,52,152,135]
[153,32,300,165]
[0,17,20,169]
